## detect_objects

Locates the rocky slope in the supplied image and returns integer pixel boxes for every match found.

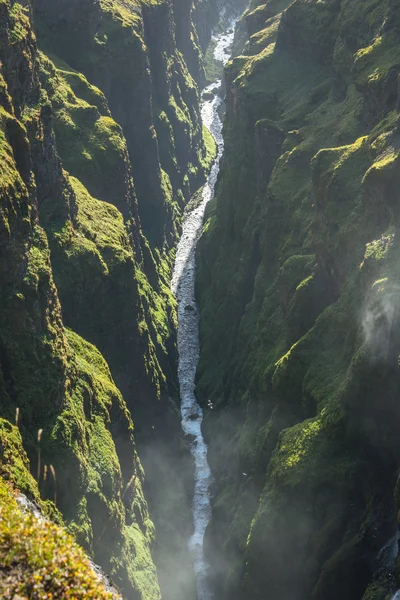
[0,0,217,597]
[196,1,400,599]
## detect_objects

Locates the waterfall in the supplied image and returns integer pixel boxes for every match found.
[171,21,236,600]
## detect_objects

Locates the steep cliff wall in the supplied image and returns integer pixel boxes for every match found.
[0,0,217,597]
[197,1,400,599]
[34,0,215,249]
[0,3,163,597]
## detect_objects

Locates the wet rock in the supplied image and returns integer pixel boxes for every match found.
[188,413,200,420]
[185,304,195,311]
[203,90,215,100]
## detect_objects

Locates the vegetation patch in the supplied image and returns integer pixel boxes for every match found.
[0,479,120,599]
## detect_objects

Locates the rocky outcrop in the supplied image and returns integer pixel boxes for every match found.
[197,1,400,599]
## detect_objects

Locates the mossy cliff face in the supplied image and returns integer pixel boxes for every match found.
[35,52,176,432]
[0,5,161,597]
[173,0,218,85]
[34,0,215,249]
[29,3,215,598]
[0,0,218,597]
[197,1,400,599]
[30,0,215,454]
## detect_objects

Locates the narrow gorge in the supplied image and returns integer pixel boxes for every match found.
[2,1,400,600]
[172,24,235,599]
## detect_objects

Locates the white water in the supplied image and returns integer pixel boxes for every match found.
[171,23,235,600]
[377,531,399,566]
[377,529,399,600]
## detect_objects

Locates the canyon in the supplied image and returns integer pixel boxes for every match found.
[2,1,400,600]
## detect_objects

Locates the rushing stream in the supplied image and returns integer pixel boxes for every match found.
[171,23,235,600]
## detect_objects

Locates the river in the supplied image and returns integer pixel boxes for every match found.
[170,22,235,600]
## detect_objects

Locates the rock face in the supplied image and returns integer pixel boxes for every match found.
[196,1,400,599]
[0,0,217,598]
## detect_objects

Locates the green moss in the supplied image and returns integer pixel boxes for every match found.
[1,35,161,597]
[364,147,400,179]
[99,0,144,27]
[246,1,293,55]
[0,478,119,599]
[43,171,172,408]
[0,0,213,597]
[50,55,110,114]
[0,108,27,195]
[35,0,215,251]
[39,53,130,207]
[269,416,323,479]
[0,419,41,502]
[354,34,400,88]
[67,177,131,267]
[362,574,395,600]
[201,123,217,170]
[9,2,30,45]
[44,329,162,598]
[363,234,394,263]
[296,274,313,291]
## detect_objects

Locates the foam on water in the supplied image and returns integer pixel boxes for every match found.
[171,22,235,600]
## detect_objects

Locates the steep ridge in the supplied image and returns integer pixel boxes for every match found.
[0,0,218,597]
[196,1,400,599]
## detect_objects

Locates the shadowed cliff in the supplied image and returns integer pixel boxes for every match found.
[197,1,400,599]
